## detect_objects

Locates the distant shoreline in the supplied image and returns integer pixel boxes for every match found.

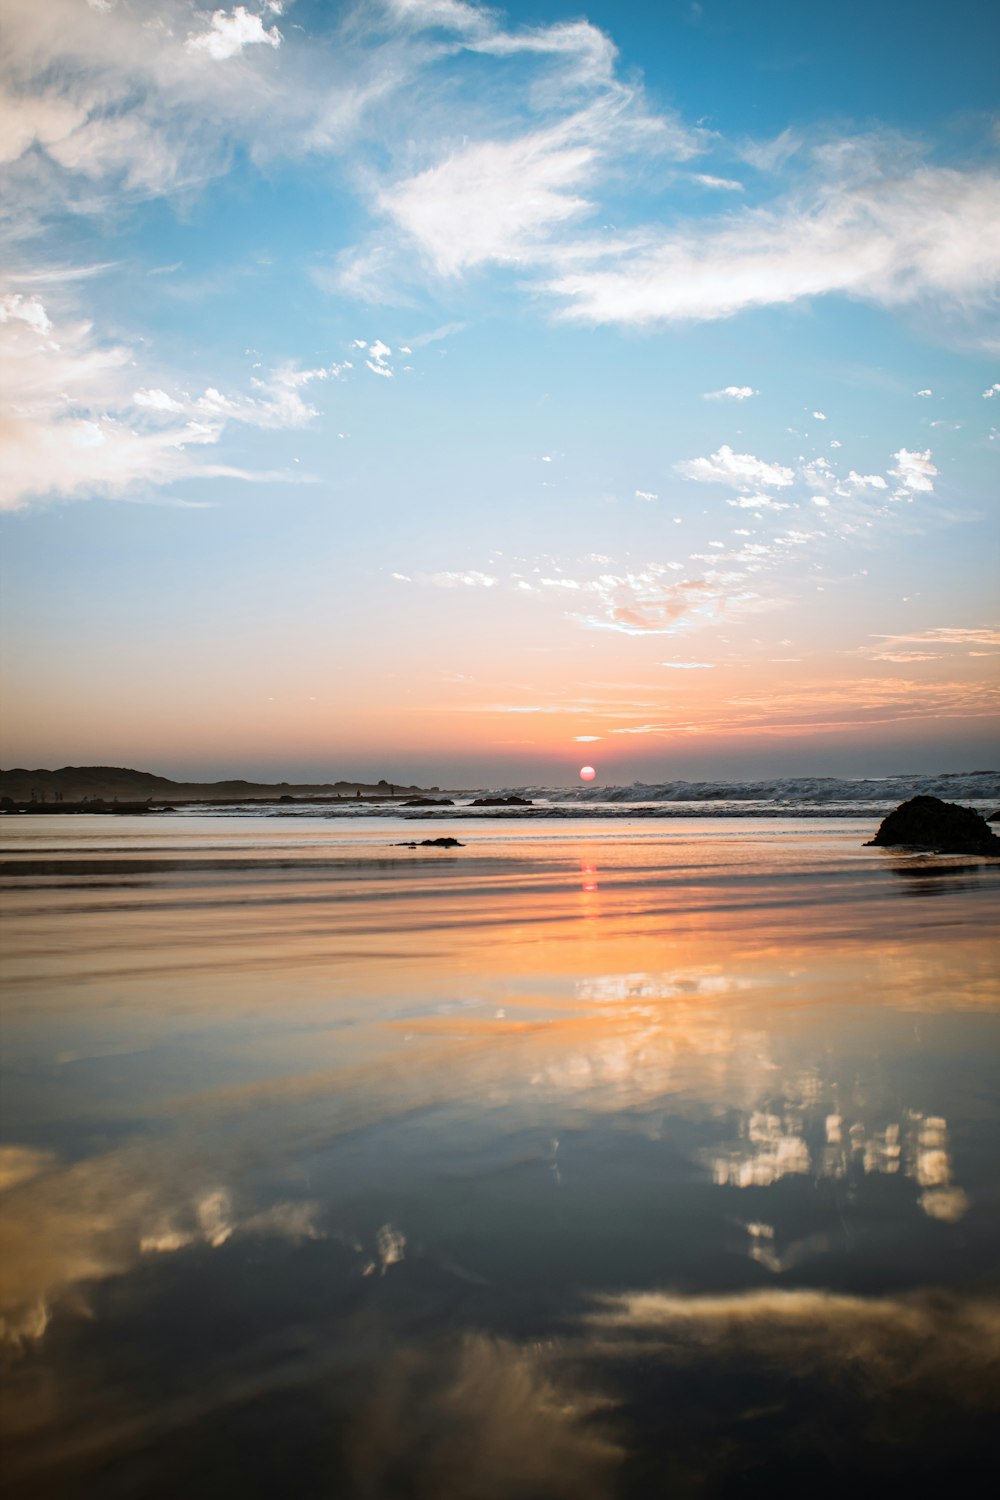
[1,765,997,817]
[0,764,447,808]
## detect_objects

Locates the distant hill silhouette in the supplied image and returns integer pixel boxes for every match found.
[0,765,429,803]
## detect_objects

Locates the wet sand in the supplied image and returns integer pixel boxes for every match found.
[1,815,999,1497]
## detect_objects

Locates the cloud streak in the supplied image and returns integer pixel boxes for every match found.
[0,287,335,507]
[545,157,1000,328]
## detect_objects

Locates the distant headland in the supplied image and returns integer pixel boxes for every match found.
[0,765,437,812]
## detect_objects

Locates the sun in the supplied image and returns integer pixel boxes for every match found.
[579,765,596,781]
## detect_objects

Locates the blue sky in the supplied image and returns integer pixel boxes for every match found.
[1,0,998,784]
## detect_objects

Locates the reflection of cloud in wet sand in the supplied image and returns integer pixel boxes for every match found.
[0,1145,322,1350]
[712,1089,971,1224]
[580,1287,1000,1476]
[358,1292,1000,1493]
[349,1334,620,1500]
[12,1286,997,1497]
[2,995,975,1348]
[588,1287,1000,1385]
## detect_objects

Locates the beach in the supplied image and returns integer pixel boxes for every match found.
[2,812,999,1496]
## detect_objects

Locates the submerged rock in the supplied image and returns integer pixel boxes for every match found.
[867,795,1000,855]
[402,797,455,806]
[469,795,532,807]
[396,837,465,848]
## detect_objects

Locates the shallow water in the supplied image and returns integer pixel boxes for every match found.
[2,815,999,1497]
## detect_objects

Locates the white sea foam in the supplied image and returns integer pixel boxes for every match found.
[539,770,1000,809]
[189,770,999,820]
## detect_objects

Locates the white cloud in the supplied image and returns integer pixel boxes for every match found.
[185,6,282,62]
[0,290,329,508]
[702,386,757,401]
[812,411,826,420]
[726,495,791,511]
[5,1,999,369]
[692,174,744,192]
[573,567,763,637]
[0,292,52,333]
[196,363,342,429]
[384,0,508,42]
[471,16,621,89]
[362,338,394,378]
[0,90,87,166]
[983,383,1000,398]
[869,626,1000,651]
[133,387,186,413]
[846,471,888,489]
[915,388,933,397]
[543,157,1000,327]
[634,489,658,501]
[428,570,498,587]
[406,321,465,348]
[0,0,389,222]
[675,445,795,490]
[356,8,703,285]
[737,127,801,174]
[889,447,937,493]
[659,661,716,669]
[379,121,598,276]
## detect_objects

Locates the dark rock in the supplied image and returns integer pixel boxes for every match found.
[988,810,1000,823]
[402,797,455,806]
[396,837,464,848]
[469,795,532,807]
[867,796,1000,855]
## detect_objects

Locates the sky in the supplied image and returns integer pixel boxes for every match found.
[1,0,998,787]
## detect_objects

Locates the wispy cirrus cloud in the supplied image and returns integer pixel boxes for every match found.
[606,675,1000,740]
[427,569,499,587]
[543,154,1000,330]
[402,552,776,638]
[360,83,701,288]
[379,118,598,278]
[861,626,1000,662]
[5,1,998,351]
[691,174,743,192]
[0,288,333,508]
[575,571,760,636]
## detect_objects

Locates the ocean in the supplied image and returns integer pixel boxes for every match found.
[152,769,1000,819]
